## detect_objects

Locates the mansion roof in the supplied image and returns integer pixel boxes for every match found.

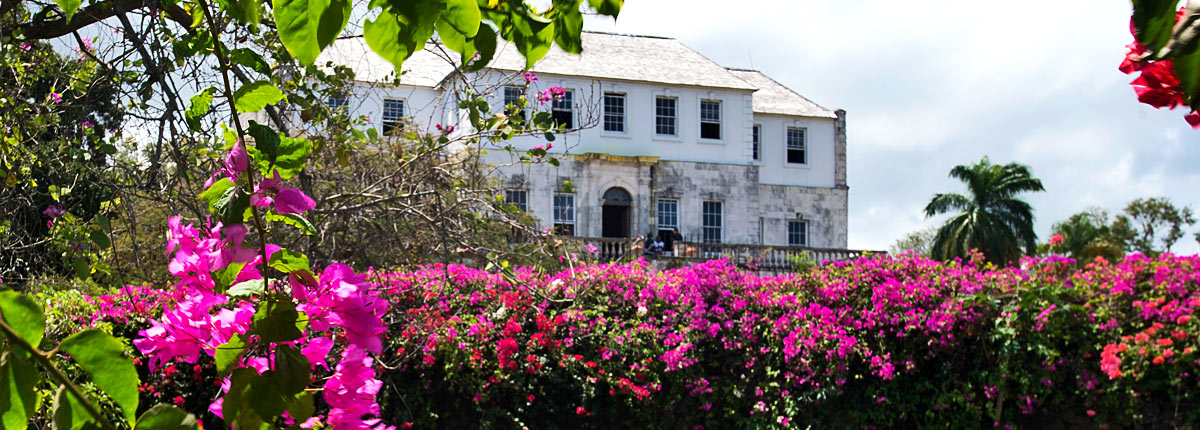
[319,31,836,118]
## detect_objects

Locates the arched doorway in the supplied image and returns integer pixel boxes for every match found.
[601,187,632,238]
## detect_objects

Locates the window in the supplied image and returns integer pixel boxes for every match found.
[655,96,677,136]
[700,100,721,139]
[327,95,349,111]
[603,93,625,132]
[788,221,808,246]
[552,89,574,129]
[786,127,806,164]
[702,201,722,243]
[553,193,575,235]
[381,99,405,135]
[503,86,525,122]
[752,124,761,161]
[657,199,678,229]
[504,190,528,212]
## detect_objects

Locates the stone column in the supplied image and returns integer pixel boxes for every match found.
[834,109,848,190]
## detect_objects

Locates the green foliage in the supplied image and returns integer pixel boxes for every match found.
[0,289,199,430]
[232,81,286,113]
[889,226,936,255]
[272,0,352,66]
[1110,196,1196,256]
[1047,208,1125,263]
[925,156,1045,265]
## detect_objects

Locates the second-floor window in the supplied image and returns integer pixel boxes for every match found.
[504,190,527,212]
[702,201,722,243]
[553,193,575,235]
[504,86,525,122]
[700,100,721,139]
[327,95,349,111]
[382,99,405,135]
[655,96,677,136]
[752,124,761,161]
[552,89,574,129]
[786,127,807,164]
[788,220,808,246]
[603,93,625,132]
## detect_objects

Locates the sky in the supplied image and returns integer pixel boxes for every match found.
[584,0,1200,254]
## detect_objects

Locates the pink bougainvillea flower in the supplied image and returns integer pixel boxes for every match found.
[204,143,250,187]
[324,346,390,430]
[50,92,63,104]
[536,86,566,104]
[521,71,539,83]
[1048,234,1064,246]
[275,187,316,214]
[43,205,66,219]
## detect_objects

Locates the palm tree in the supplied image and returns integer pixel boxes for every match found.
[924,157,1045,265]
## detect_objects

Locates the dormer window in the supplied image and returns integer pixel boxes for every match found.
[700,100,721,140]
[786,127,806,164]
[504,86,526,122]
[381,99,405,135]
[551,89,574,129]
[655,96,677,136]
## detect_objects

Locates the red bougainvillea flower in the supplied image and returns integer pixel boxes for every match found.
[1048,234,1064,246]
[1130,61,1186,109]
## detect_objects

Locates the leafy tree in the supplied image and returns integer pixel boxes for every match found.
[924,157,1045,265]
[1047,208,1124,263]
[889,226,936,255]
[1110,197,1196,256]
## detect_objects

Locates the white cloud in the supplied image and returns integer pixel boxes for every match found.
[587,0,1200,256]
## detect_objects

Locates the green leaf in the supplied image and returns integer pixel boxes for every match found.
[268,248,310,274]
[274,345,311,395]
[217,0,261,29]
[212,262,247,294]
[284,392,315,423]
[269,137,312,179]
[265,212,317,235]
[272,0,351,66]
[436,18,476,65]
[441,0,481,37]
[222,368,265,429]
[59,330,140,425]
[54,0,82,23]
[0,291,45,347]
[213,184,250,225]
[199,178,236,210]
[95,215,111,232]
[133,404,200,430]
[252,299,304,343]
[364,2,439,74]
[1132,0,1180,54]
[215,334,247,377]
[553,7,584,54]
[52,385,99,430]
[466,24,498,72]
[586,0,622,18]
[229,48,272,75]
[247,121,280,166]
[185,89,214,132]
[227,279,266,297]
[511,10,555,69]
[233,81,285,113]
[89,229,111,249]
[0,351,40,430]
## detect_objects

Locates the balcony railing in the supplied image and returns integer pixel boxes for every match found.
[568,236,882,271]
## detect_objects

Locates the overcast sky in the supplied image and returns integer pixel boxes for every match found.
[584,0,1200,254]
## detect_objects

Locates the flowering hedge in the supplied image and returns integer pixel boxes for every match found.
[373,253,1200,429]
[33,251,1200,429]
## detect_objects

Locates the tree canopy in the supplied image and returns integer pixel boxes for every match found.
[924,157,1045,266]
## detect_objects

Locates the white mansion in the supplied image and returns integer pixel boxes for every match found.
[315,31,849,250]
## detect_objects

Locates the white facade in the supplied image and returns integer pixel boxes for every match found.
[317,32,850,249]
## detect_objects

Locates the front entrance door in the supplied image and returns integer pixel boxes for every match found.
[601,187,632,238]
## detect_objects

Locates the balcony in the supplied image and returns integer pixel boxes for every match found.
[569,236,882,272]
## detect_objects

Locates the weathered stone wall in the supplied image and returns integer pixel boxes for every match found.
[757,184,848,248]
[487,153,848,248]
